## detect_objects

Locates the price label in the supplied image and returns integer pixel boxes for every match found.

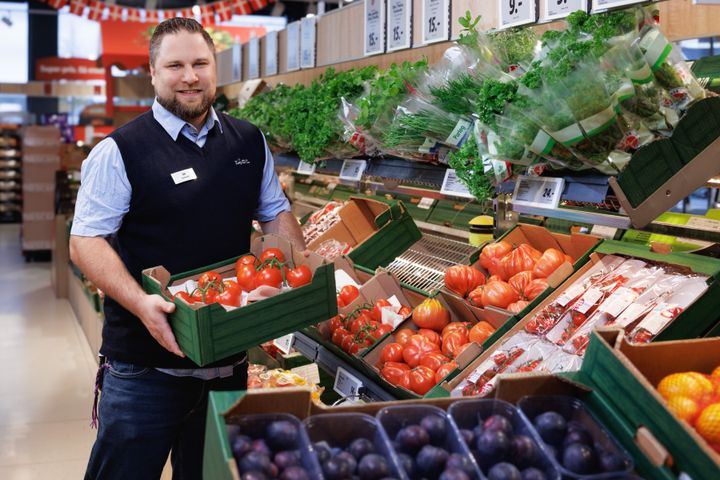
[512,175,564,209]
[417,197,434,210]
[334,367,363,397]
[265,31,278,76]
[440,169,474,199]
[591,0,645,11]
[248,36,259,79]
[286,22,300,72]
[300,16,316,69]
[231,41,242,82]
[296,160,316,175]
[339,159,367,181]
[590,224,618,239]
[686,216,720,232]
[364,0,385,56]
[544,0,587,21]
[387,0,411,51]
[422,0,449,45]
[291,363,321,385]
[499,0,537,29]
[272,333,294,354]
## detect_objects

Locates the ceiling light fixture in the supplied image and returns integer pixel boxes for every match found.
[191,5,201,16]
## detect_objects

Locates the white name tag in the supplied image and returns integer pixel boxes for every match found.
[171,168,197,185]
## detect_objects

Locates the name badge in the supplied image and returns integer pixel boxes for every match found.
[171,168,197,185]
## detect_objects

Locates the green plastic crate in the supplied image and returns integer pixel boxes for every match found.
[426,199,487,230]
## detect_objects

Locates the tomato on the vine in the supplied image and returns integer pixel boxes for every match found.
[174,291,195,304]
[332,327,350,347]
[255,265,283,289]
[369,323,392,339]
[349,311,373,334]
[198,271,223,290]
[260,248,286,263]
[338,285,360,306]
[398,306,412,318]
[236,255,259,270]
[191,287,217,304]
[371,298,392,322]
[286,265,312,288]
[215,280,242,307]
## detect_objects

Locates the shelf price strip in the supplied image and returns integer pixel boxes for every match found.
[512,175,565,209]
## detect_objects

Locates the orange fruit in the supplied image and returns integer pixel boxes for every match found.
[711,366,720,379]
[657,372,714,401]
[696,403,720,444]
[666,396,700,422]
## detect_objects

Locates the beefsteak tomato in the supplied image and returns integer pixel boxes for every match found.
[532,248,566,278]
[412,298,450,331]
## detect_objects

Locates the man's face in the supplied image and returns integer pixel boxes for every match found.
[150,31,217,125]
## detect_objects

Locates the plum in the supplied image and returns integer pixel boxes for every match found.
[267,421,299,451]
[484,414,513,436]
[337,451,358,473]
[415,445,449,478]
[314,441,332,464]
[510,435,539,469]
[562,442,598,474]
[240,472,269,480]
[520,467,546,480]
[252,439,272,457]
[396,453,415,477]
[231,435,254,460]
[533,412,567,446]
[348,438,376,460]
[488,462,522,480]
[420,415,447,444]
[599,450,627,472]
[439,467,471,480]
[459,429,474,446]
[446,453,476,475]
[274,450,301,471]
[239,452,273,476]
[357,453,390,480]
[563,423,593,447]
[323,457,354,480]
[476,429,511,465]
[395,425,430,453]
[279,466,310,480]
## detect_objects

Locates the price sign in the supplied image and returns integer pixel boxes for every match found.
[291,363,321,385]
[265,31,278,76]
[544,0,587,21]
[286,22,300,72]
[422,0,449,45]
[417,197,434,210]
[231,41,242,82]
[440,169,474,199]
[590,224,618,239]
[300,16,316,69]
[591,0,644,11]
[364,0,385,56]
[687,216,720,232]
[296,160,316,175]
[272,333,295,354]
[339,159,367,181]
[499,0,537,29]
[387,0,411,51]
[248,36,259,79]
[334,367,364,397]
[512,175,565,209]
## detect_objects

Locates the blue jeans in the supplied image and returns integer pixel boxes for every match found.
[84,359,248,480]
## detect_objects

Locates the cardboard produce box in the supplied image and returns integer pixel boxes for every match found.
[142,235,337,367]
[307,196,422,270]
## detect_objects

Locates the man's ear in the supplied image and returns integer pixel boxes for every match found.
[150,64,156,86]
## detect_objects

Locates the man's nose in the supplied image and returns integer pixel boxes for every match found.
[181,65,199,84]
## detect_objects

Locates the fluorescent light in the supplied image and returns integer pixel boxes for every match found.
[192,5,201,16]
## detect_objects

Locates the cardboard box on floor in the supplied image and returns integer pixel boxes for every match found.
[142,235,337,366]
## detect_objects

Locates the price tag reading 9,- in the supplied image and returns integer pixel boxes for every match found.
[339,159,367,181]
[387,0,411,52]
[364,0,385,56]
[272,333,295,355]
[296,160,316,175]
[499,0,538,29]
[334,366,364,398]
[422,0,449,45]
[512,175,565,209]
[440,169,474,199]
[544,0,587,22]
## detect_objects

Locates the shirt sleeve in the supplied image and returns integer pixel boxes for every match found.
[70,137,132,237]
[254,134,291,222]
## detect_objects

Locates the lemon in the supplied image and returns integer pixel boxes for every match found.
[657,372,714,401]
[666,396,700,422]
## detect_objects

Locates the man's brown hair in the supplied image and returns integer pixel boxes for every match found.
[149,17,215,67]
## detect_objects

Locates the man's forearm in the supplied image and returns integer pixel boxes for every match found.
[260,211,306,251]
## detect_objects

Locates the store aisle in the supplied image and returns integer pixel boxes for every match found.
[0,224,97,479]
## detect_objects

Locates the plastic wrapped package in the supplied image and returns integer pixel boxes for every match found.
[302,201,345,246]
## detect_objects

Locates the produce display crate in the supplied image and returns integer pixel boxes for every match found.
[142,235,337,366]
[580,330,720,479]
[426,198,487,230]
[384,192,436,223]
[307,196,422,271]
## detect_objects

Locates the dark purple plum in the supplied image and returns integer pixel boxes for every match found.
[314,441,332,463]
[439,467,471,480]
[240,472,269,480]
[239,452,273,476]
[416,445,449,478]
[395,425,430,454]
[520,467,546,480]
[446,453,476,476]
[231,435,254,460]
[266,421,299,451]
[562,443,598,474]
[348,438,376,460]
[396,453,415,477]
[488,462,522,480]
[337,451,358,474]
[563,423,593,447]
[599,451,627,472]
[510,435,539,469]
[484,414,514,436]
[473,423,484,439]
[420,415,447,445]
[476,429,511,466]
[358,453,390,480]
[323,457,354,480]
[459,429,474,446]
[533,412,567,446]
[274,450,301,471]
[279,466,310,480]
[252,439,272,457]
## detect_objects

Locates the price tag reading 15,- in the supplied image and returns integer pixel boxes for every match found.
[334,367,364,398]
[512,175,565,209]
[422,0,449,45]
[364,0,385,56]
[339,159,367,181]
[499,0,537,29]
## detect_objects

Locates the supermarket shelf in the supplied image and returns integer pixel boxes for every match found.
[292,332,395,402]
[512,204,632,229]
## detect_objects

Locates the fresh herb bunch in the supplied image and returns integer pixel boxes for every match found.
[429,73,484,115]
[457,11,482,50]
[447,134,495,201]
[229,84,297,151]
[383,105,461,148]
[475,79,518,129]
[488,28,537,68]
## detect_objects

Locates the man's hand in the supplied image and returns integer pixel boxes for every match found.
[136,294,185,357]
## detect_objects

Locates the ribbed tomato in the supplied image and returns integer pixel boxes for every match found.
[403,335,441,367]
[419,351,449,372]
[381,362,411,387]
[507,300,530,313]
[479,240,513,270]
[380,342,404,363]
[395,328,415,346]
[524,278,549,301]
[418,328,441,346]
[502,244,541,279]
[532,248,566,278]
[468,321,495,344]
[467,285,485,307]
[487,257,509,281]
[481,281,520,309]
[442,331,469,358]
[412,298,450,331]
[409,366,437,395]
[508,271,534,298]
[444,265,486,298]
[487,275,503,283]
[435,361,458,383]
[441,321,471,338]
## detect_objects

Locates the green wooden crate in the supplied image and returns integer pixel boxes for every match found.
[426,199,486,230]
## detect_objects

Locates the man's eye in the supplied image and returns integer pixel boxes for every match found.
[168,64,180,69]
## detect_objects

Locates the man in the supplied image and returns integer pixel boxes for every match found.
[70,18,305,479]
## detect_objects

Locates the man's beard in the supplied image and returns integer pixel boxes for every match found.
[157,89,214,124]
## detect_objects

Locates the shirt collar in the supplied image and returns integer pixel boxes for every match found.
[151,99,222,141]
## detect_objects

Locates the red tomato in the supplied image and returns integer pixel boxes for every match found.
[395,328,415,346]
[337,296,347,308]
[287,265,312,288]
[441,322,471,338]
[507,300,530,313]
[502,244,541,279]
[236,255,259,269]
[444,265,486,298]
[341,335,355,353]
[374,324,393,338]
[435,361,458,383]
[468,321,495,344]
[409,366,437,395]
[191,287,217,304]
[412,298,450,331]
[255,266,282,289]
[381,362,411,387]
[403,335,440,368]
[479,240,513,270]
[236,264,258,292]
[533,248,566,278]
[467,285,485,307]
[481,281,520,309]
[419,351,449,372]
[198,271,223,290]
[371,298,392,322]
[215,281,242,307]
[417,328,441,346]
[524,278,549,301]
[260,247,286,263]
[349,311,373,334]
[380,343,404,363]
[338,285,359,306]
[174,291,195,304]
[508,271,534,298]
[487,257,509,281]
[328,315,346,333]
[442,331,469,358]
[398,306,412,317]
[332,327,350,347]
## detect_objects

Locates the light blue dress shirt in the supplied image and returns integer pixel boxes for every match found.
[71,100,290,237]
